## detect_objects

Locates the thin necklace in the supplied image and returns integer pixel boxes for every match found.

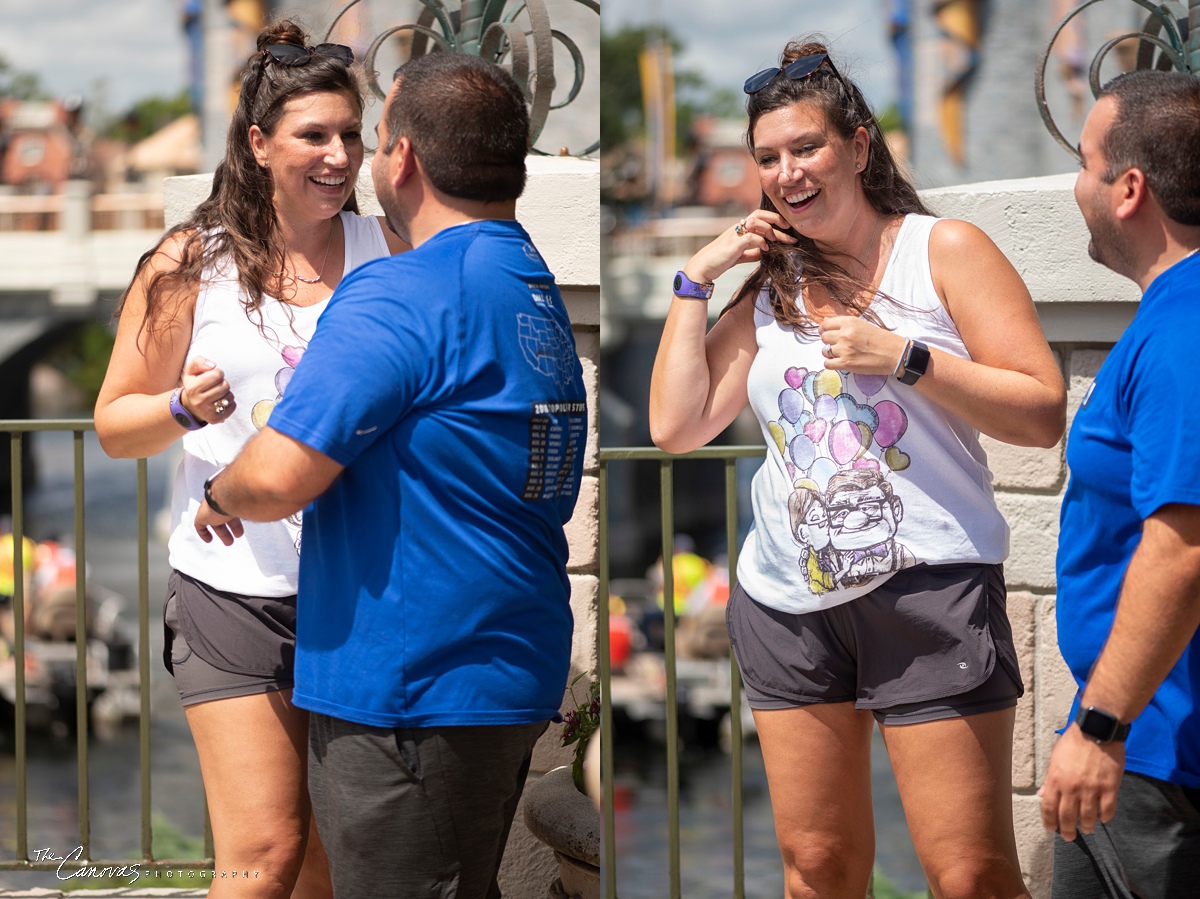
[857,213,882,276]
[281,220,334,285]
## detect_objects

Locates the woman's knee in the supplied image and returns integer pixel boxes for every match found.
[215,820,310,888]
[779,836,873,899]
[924,854,1028,899]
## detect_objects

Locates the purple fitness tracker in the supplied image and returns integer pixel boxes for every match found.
[673,271,715,300]
[169,389,207,431]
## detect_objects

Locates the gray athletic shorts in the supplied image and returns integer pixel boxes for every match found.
[726,562,1023,725]
[163,569,296,707]
[308,714,548,899]
[1053,772,1200,899]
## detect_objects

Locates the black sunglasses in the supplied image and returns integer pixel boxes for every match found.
[743,53,838,94]
[262,43,355,67]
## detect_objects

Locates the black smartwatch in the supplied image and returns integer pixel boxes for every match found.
[894,339,930,385]
[203,473,232,517]
[1075,705,1130,744]
[673,270,714,300]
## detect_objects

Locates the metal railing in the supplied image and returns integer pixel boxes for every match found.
[0,419,212,876]
[598,445,764,899]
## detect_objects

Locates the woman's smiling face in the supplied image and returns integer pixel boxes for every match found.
[751,100,868,240]
[250,89,364,225]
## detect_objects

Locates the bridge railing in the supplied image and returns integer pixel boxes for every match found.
[0,192,165,233]
[598,445,762,899]
[0,419,213,879]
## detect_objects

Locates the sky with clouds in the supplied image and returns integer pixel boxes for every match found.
[2,0,898,120]
[0,0,190,113]
[601,0,900,113]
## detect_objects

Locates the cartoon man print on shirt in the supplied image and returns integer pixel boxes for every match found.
[770,365,915,590]
[825,468,914,587]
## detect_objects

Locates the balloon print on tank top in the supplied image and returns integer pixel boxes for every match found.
[771,367,915,594]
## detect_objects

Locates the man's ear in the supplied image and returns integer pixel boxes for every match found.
[1114,167,1149,221]
[390,136,417,188]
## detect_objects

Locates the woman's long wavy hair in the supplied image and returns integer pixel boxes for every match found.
[726,39,933,336]
[118,18,363,342]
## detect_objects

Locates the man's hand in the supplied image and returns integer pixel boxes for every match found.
[194,498,245,546]
[1039,724,1125,841]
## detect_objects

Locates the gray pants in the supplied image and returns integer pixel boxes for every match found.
[308,713,548,899]
[1053,772,1200,899]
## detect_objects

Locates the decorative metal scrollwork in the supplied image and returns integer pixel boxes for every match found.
[1036,0,1197,161]
[323,0,599,156]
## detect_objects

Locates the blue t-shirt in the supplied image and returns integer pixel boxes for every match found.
[270,219,587,727]
[1057,252,1200,789]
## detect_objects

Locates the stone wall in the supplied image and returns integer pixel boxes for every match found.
[930,173,1129,898]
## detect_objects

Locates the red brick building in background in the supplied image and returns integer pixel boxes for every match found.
[0,98,88,193]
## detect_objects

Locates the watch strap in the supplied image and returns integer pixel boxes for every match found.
[170,389,207,431]
[203,473,231,517]
[673,270,714,300]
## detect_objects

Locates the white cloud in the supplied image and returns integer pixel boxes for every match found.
[0,0,188,111]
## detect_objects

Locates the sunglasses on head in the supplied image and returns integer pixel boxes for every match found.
[262,43,355,67]
[743,53,838,94]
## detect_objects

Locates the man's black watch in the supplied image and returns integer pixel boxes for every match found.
[1075,706,1130,744]
[203,474,231,517]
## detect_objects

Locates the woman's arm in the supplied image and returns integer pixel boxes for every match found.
[819,219,1066,448]
[94,234,228,459]
[649,210,795,454]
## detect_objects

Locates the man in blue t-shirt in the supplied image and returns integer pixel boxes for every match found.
[1041,71,1200,898]
[195,53,586,898]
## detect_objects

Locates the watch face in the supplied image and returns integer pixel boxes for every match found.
[1077,707,1118,742]
[673,273,684,293]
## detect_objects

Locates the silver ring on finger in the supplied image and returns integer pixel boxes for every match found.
[734,218,748,236]
[822,344,835,359]
[214,398,230,415]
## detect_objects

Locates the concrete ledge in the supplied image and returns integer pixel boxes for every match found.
[522,766,601,867]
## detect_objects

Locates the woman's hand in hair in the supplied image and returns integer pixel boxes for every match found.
[684,210,797,285]
[817,316,908,376]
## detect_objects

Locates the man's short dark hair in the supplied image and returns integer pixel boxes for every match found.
[1097,71,1200,226]
[383,53,529,202]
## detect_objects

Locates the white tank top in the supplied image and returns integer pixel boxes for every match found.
[737,214,1009,614]
[167,211,391,596]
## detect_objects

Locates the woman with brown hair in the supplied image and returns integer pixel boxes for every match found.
[95,18,406,897]
[651,39,1065,899]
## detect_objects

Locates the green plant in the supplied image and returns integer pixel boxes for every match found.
[560,672,600,792]
[870,866,929,899]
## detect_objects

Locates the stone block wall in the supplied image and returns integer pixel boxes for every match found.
[931,174,1127,898]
